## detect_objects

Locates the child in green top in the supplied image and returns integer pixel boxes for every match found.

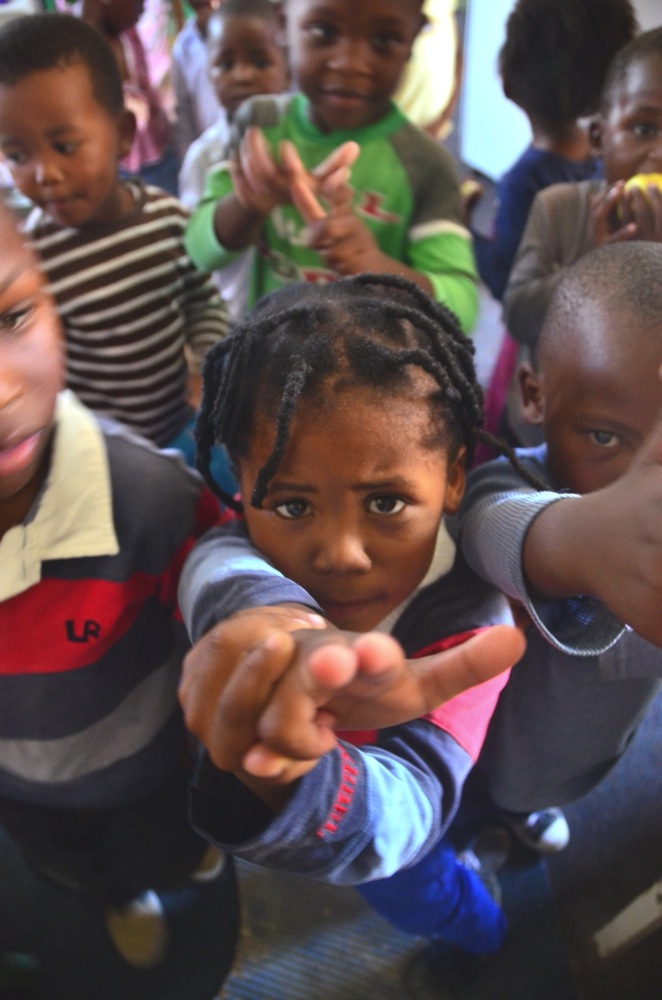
[184,0,479,332]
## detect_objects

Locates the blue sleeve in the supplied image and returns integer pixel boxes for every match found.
[190,718,472,885]
[178,521,322,641]
[458,453,625,655]
[472,161,542,302]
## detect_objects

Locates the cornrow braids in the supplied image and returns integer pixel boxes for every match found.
[195,273,545,509]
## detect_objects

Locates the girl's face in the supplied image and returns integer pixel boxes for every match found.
[237,386,465,631]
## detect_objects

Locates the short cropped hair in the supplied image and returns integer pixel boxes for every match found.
[0,12,123,117]
[500,0,637,124]
[600,26,662,114]
[540,242,662,365]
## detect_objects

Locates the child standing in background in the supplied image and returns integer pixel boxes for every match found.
[82,0,180,195]
[179,0,289,320]
[0,14,228,463]
[469,0,637,303]
[175,274,530,969]
[171,0,223,160]
[467,0,637,460]
[459,242,662,853]
[185,0,479,331]
[0,199,233,973]
[500,27,662,451]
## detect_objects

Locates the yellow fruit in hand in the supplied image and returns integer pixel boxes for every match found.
[623,173,662,198]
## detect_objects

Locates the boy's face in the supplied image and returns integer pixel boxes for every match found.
[0,213,63,532]
[524,309,662,495]
[0,63,134,230]
[593,53,662,186]
[237,387,465,631]
[210,14,288,121]
[283,0,423,133]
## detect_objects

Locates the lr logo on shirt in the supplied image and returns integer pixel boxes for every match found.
[65,620,101,643]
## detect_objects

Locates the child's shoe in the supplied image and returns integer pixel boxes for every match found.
[456,824,512,906]
[105,889,168,968]
[502,807,570,854]
[191,844,227,883]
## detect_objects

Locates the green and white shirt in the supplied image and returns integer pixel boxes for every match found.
[185,93,478,332]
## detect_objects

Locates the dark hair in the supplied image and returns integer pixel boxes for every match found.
[540,242,662,368]
[499,0,637,124]
[196,273,535,511]
[0,13,123,117]
[600,26,662,114]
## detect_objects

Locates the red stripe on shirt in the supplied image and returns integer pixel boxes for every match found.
[414,628,510,762]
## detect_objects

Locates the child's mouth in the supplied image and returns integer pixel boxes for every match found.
[0,431,40,477]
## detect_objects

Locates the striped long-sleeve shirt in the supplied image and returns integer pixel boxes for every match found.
[24,181,228,447]
[0,391,225,809]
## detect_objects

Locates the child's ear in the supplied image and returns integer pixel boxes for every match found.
[588,115,603,159]
[443,445,467,517]
[518,362,545,426]
[118,108,136,160]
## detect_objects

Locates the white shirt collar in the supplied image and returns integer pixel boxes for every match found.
[374,519,456,634]
[0,391,119,602]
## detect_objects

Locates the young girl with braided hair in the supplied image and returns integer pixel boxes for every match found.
[177,273,527,968]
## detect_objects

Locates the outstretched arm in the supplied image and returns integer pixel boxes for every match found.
[179,610,524,803]
[521,400,662,647]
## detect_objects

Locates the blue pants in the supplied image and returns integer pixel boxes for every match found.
[358,837,507,955]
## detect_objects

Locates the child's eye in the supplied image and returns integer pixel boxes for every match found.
[2,149,27,167]
[306,22,336,45]
[630,122,658,139]
[371,33,401,55]
[589,429,619,448]
[0,302,35,334]
[274,499,310,519]
[54,142,79,156]
[367,496,406,515]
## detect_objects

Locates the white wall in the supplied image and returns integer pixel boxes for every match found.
[459,0,662,181]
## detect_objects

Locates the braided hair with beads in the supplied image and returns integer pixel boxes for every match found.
[196,273,537,511]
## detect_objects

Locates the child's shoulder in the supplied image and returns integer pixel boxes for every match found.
[104,424,220,550]
[532,176,604,214]
[99,417,210,517]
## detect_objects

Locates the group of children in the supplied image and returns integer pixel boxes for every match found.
[1,0,662,993]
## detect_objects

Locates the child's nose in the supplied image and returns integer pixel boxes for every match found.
[34,155,63,186]
[0,367,21,411]
[328,37,368,75]
[312,526,372,574]
[232,60,257,81]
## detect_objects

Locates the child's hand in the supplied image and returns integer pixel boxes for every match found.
[618,181,662,242]
[281,140,386,274]
[180,612,525,785]
[289,172,388,275]
[575,397,662,645]
[230,126,293,215]
[591,181,637,247]
[229,130,360,219]
[180,605,327,760]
